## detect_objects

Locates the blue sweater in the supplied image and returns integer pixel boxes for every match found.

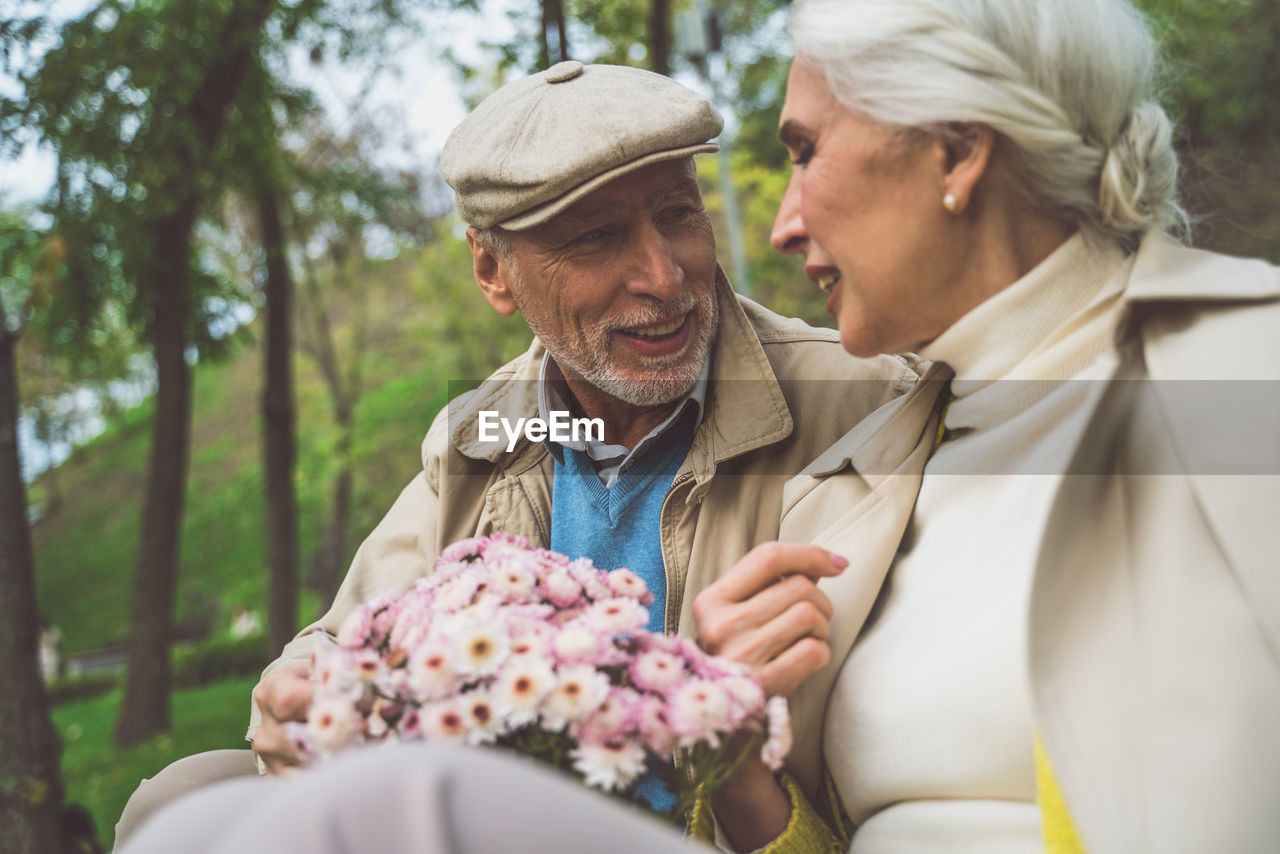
[549,419,696,813]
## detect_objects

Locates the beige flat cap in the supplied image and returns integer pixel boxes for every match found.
[441,61,723,230]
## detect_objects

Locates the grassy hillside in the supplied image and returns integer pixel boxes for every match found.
[29,236,532,655]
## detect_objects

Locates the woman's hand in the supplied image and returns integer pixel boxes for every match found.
[693,542,846,698]
[250,660,313,775]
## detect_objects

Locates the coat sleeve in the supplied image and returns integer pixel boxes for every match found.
[245,453,446,743]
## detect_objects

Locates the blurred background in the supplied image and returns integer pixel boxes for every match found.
[1,0,1276,850]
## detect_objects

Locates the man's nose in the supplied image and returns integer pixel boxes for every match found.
[626,226,684,301]
[770,171,807,254]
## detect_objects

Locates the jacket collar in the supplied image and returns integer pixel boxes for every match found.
[448,268,793,474]
[1124,232,1280,304]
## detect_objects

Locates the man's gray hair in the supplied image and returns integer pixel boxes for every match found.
[473,226,513,262]
[791,0,1190,250]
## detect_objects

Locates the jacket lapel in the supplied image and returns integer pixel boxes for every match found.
[782,364,952,799]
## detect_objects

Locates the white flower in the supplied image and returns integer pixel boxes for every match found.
[760,696,792,771]
[336,607,373,649]
[451,619,511,677]
[571,739,648,792]
[407,640,457,702]
[541,665,610,731]
[630,649,686,693]
[460,689,504,744]
[552,624,603,663]
[307,697,362,753]
[431,573,480,613]
[584,598,649,636]
[720,675,765,718]
[350,649,384,683]
[420,700,470,743]
[493,658,555,727]
[668,679,733,747]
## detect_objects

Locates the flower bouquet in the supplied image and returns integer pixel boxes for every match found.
[286,532,791,825]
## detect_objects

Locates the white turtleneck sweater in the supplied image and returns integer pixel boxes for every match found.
[824,234,1135,853]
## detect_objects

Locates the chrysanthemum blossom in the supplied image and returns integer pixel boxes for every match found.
[489,558,538,602]
[630,649,686,694]
[606,569,652,603]
[584,598,649,636]
[421,700,470,743]
[307,697,362,752]
[760,696,792,771]
[637,695,677,755]
[575,687,639,744]
[541,665,610,731]
[493,658,554,727]
[336,606,374,649]
[571,739,648,792]
[720,675,765,716]
[407,640,457,702]
[451,620,511,677]
[432,573,481,613]
[539,570,584,608]
[552,624,603,664]
[668,679,733,746]
[460,689,504,745]
[439,536,485,563]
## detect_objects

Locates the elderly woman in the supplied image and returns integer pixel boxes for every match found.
[692,0,1280,852]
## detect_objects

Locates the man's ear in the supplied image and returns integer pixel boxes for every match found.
[465,226,518,317]
[933,124,996,214]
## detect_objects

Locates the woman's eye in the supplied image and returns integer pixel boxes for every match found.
[791,141,815,166]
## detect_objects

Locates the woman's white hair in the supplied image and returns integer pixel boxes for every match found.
[790,0,1189,249]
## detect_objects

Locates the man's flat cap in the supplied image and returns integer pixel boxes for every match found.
[441,61,723,231]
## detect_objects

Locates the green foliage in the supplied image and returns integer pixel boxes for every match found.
[172,633,270,689]
[53,675,260,851]
[46,672,121,707]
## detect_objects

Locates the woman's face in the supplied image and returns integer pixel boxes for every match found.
[771,59,970,357]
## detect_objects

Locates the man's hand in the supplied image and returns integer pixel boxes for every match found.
[693,542,847,697]
[250,660,313,775]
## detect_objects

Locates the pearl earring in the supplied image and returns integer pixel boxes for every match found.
[943,193,958,213]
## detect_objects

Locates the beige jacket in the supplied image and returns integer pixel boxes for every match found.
[248,272,917,738]
[780,234,1280,853]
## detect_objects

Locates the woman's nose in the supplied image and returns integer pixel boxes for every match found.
[770,171,807,254]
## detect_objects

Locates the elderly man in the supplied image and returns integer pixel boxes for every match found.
[114,61,915,848]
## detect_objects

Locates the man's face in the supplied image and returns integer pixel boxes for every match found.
[501,159,720,408]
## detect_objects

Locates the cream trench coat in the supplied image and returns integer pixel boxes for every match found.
[781,234,1280,854]
[247,271,918,739]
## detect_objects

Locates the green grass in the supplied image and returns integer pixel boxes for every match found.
[54,675,260,852]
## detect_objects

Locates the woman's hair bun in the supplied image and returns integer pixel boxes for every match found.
[1099,101,1185,237]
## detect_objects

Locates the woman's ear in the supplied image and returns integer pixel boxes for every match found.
[934,124,996,213]
[466,227,519,317]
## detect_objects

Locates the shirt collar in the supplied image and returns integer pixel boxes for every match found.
[536,352,709,476]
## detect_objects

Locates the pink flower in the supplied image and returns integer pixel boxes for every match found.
[489,558,538,602]
[574,687,639,744]
[407,640,457,702]
[431,573,481,613]
[668,679,733,747]
[720,675,765,718]
[439,537,486,563]
[307,697,362,753]
[539,570,584,608]
[571,738,648,792]
[637,694,677,756]
[583,598,649,636]
[336,606,374,649]
[567,559,612,600]
[760,697,792,771]
[629,649,686,694]
[606,569,652,605]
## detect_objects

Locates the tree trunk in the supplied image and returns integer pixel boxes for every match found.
[309,406,351,601]
[649,0,671,75]
[540,0,569,68]
[114,209,196,746]
[0,316,68,853]
[258,186,299,655]
[112,0,280,747]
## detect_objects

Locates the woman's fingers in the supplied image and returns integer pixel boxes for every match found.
[694,541,846,695]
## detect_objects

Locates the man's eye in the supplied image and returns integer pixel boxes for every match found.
[573,228,613,244]
[790,141,815,166]
[661,205,697,221]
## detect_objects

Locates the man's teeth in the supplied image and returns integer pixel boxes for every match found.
[626,316,685,339]
[817,272,841,294]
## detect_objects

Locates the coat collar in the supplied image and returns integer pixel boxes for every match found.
[1124,232,1280,304]
[448,268,793,474]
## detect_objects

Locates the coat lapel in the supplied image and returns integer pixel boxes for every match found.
[782,364,952,799]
